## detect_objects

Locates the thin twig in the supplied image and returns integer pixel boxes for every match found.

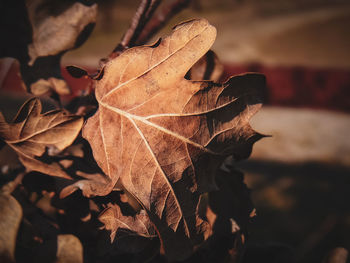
[143,0,162,31]
[105,0,191,64]
[118,0,150,49]
[110,0,161,59]
[136,0,192,45]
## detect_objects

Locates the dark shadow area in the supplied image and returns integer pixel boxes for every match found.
[236,160,350,263]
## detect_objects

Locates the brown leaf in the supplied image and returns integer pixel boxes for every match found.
[29,77,70,97]
[26,0,97,96]
[65,66,89,79]
[55,234,83,263]
[98,204,160,261]
[0,98,83,179]
[0,193,22,263]
[187,50,224,82]
[99,204,157,243]
[0,0,97,96]
[57,142,110,199]
[26,1,97,64]
[82,19,264,260]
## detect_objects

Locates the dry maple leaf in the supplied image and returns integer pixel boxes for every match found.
[0,98,83,178]
[98,204,160,260]
[79,19,264,260]
[99,204,157,242]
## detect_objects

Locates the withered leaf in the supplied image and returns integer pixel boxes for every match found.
[0,0,97,96]
[26,0,97,96]
[186,50,224,82]
[65,66,89,79]
[0,193,22,263]
[56,234,83,263]
[0,98,83,179]
[99,204,157,243]
[26,1,97,64]
[81,19,264,260]
[98,204,160,262]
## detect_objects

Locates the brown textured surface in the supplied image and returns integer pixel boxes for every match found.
[81,19,264,260]
[0,98,83,178]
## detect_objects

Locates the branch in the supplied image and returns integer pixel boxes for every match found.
[135,0,192,45]
[109,0,161,59]
[107,0,192,62]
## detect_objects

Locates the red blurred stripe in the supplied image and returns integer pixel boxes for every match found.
[224,64,350,112]
[1,62,349,112]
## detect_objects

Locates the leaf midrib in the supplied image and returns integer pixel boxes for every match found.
[100,101,217,155]
[128,116,190,238]
[6,119,79,144]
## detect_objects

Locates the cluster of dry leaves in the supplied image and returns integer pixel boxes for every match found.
[0,1,265,262]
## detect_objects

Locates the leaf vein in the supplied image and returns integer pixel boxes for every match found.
[127,116,191,237]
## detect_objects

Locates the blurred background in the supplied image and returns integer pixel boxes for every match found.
[1,0,350,262]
